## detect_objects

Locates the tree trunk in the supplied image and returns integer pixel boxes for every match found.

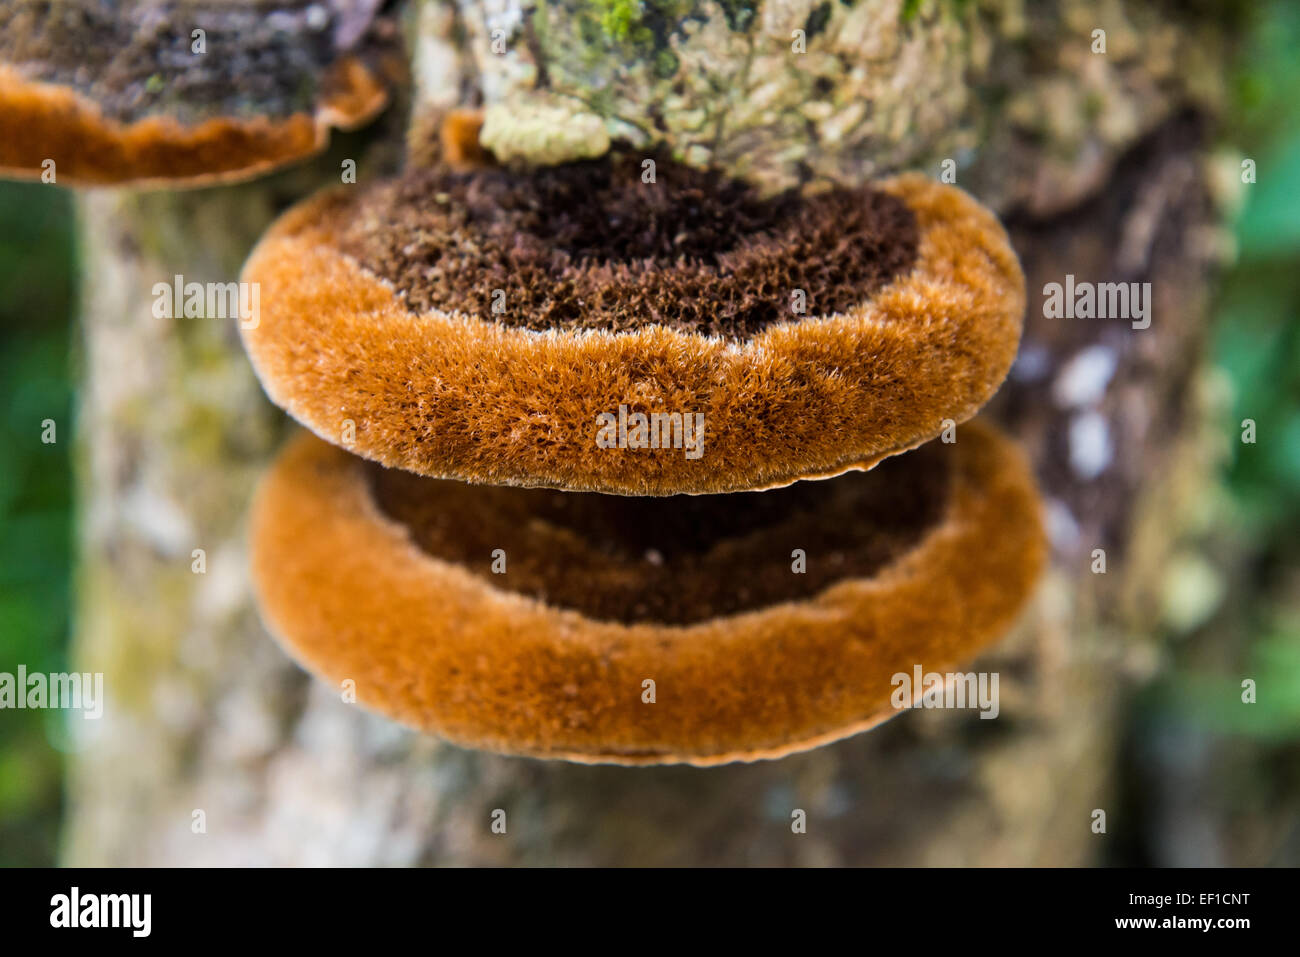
[64,0,1237,866]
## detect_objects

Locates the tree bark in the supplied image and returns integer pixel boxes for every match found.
[65,0,1238,865]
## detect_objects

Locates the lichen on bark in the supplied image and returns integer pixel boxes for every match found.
[428,0,1228,208]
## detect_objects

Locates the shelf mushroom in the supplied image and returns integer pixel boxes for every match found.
[252,421,1044,765]
[239,148,1046,764]
[240,152,1027,495]
[0,0,396,187]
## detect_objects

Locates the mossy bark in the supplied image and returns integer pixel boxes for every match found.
[65,0,1237,865]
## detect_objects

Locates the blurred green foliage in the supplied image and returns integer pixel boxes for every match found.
[1216,0,1300,536]
[1122,0,1300,865]
[1200,0,1300,737]
[0,181,75,867]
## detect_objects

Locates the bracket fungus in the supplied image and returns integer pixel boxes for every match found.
[0,0,396,187]
[251,421,1044,765]
[239,151,1026,496]
[239,145,1045,764]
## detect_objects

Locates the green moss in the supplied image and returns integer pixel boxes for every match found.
[579,0,652,49]
[576,0,748,55]
[564,0,693,79]
[598,0,645,42]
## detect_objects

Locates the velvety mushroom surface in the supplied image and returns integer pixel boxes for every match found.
[250,420,1046,765]
[240,163,1027,495]
[0,0,392,186]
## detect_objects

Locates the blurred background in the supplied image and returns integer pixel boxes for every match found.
[0,179,73,867]
[1,0,1297,866]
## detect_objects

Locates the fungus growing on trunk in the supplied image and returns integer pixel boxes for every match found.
[237,148,1044,764]
[239,151,1025,495]
[250,421,1045,766]
[0,0,397,187]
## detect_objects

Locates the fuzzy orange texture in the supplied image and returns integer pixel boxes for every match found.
[239,173,1026,495]
[0,59,386,188]
[250,420,1046,766]
[439,108,489,169]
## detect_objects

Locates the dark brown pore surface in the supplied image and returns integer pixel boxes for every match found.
[333,151,920,339]
[367,442,951,625]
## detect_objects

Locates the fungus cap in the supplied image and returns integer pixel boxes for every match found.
[249,420,1045,766]
[0,1,393,187]
[240,155,1026,494]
